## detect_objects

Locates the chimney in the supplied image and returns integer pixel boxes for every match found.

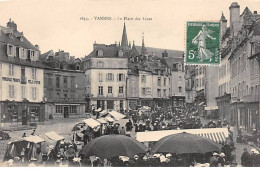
[254,11,258,14]
[35,45,39,51]
[229,2,240,37]
[93,41,97,50]
[162,50,168,58]
[7,19,18,31]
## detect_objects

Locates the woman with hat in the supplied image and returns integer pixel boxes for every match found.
[218,153,226,167]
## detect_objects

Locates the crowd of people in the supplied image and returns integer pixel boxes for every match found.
[2,106,260,167]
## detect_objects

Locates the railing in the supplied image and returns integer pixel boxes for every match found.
[21,76,27,84]
[107,93,113,97]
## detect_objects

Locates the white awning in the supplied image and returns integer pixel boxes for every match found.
[136,128,228,144]
[105,117,114,122]
[95,108,102,112]
[82,118,101,128]
[96,118,107,124]
[44,131,65,141]
[205,106,219,110]
[198,102,205,106]
[23,135,45,143]
[108,110,125,121]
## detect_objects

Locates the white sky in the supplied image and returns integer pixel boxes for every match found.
[0,0,259,58]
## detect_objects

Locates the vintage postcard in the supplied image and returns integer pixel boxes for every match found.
[0,0,260,168]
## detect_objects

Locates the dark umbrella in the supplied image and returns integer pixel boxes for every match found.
[79,134,148,158]
[150,132,221,154]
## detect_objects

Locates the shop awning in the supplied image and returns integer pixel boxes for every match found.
[136,128,228,144]
[100,110,108,116]
[95,108,102,112]
[96,118,107,124]
[82,118,101,128]
[108,110,125,121]
[105,117,114,122]
[205,106,219,110]
[23,135,45,143]
[44,131,65,141]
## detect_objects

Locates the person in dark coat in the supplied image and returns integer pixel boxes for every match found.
[241,148,252,167]
[210,153,219,167]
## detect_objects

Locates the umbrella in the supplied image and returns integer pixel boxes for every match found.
[79,135,148,158]
[150,132,221,154]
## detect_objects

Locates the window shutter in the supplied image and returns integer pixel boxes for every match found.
[106,73,108,82]
[123,74,125,81]
[6,44,9,56]
[117,74,119,82]
[14,46,16,57]
[112,74,114,82]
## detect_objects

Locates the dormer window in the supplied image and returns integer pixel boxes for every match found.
[118,50,123,57]
[8,32,13,39]
[7,44,14,56]
[97,50,103,57]
[56,62,60,68]
[76,64,80,70]
[20,36,23,42]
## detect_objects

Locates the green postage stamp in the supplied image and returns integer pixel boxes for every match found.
[185,21,221,65]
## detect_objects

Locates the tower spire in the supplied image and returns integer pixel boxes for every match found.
[121,22,128,48]
[141,32,146,56]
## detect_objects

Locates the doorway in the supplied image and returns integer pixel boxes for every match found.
[64,106,69,118]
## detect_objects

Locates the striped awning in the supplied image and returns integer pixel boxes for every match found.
[136,128,228,144]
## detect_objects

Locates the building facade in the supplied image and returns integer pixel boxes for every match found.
[0,19,45,123]
[228,3,260,131]
[40,50,85,119]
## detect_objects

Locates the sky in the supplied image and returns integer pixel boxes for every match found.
[0,0,260,59]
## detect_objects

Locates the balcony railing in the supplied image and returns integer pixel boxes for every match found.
[21,77,27,84]
[107,93,113,97]
[243,94,259,103]
[118,93,124,97]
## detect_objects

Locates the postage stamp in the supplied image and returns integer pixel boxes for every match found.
[185,21,221,65]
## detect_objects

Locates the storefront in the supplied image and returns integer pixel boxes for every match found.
[0,99,45,123]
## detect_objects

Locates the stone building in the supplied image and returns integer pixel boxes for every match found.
[228,2,260,131]
[40,50,85,119]
[0,19,45,123]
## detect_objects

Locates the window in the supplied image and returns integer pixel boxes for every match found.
[118,73,125,81]
[107,73,114,82]
[63,76,68,88]
[7,44,14,56]
[142,88,146,95]
[98,50,103,57]
[199,68,202,74]
[21,86,26,99]
[158,77,161,86]
[98,86,103,95]
[164,78,166,86]
[70,106,77,114]
[179,76,182,82]
[9,85,14,98]
[119,86,124,93]
[31,87,37,100]
[32,68,37,79]
[9,64,14,76]
[118,50,123,57]
[48,74,53,88]
[157,89,161,97]
[56,76,60,88]
[163,89,166,97]
[70,76,75,89]
[56,105,62,114]
[141,75,146,83]
[98,73,103,82]
[108,86,113,93]
[169,78,171,85]
[179,86,182,93]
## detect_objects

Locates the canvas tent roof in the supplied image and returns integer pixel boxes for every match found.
[136,128,228,144]
[23,135,45,143]
[44,131,65,141]
[82,118,101,128]
[205,106,219,110]
[108,110,125,121]
[105,117,114,122]
[96,118,107,124]
[95,108,102,112]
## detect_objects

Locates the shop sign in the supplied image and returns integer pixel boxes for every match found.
[2,77,21,82]
[28,80,40,84]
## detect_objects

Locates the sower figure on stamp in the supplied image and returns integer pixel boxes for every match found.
[192,25,216,62]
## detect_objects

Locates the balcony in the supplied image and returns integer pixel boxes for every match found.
[243,94,259,103]
[118,93,125,97]
[107,93,113,97]
[21,77,27,84]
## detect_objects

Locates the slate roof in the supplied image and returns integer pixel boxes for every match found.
[135,46,183,58]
